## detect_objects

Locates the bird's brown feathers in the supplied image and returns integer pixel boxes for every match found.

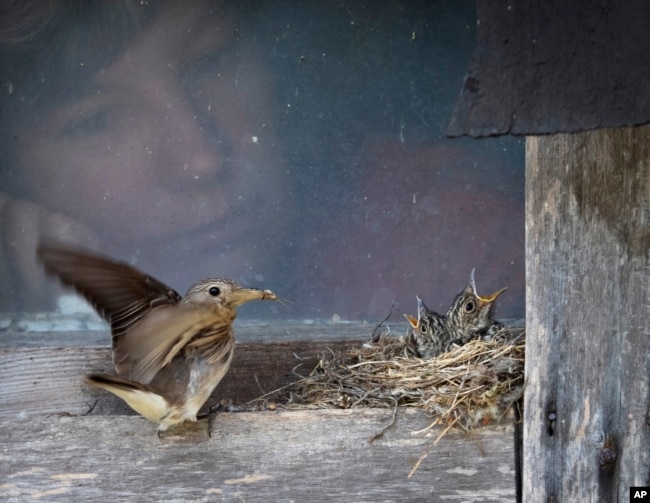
[121,304,236,383]
[37,243,182,345]
[38,242,277,431]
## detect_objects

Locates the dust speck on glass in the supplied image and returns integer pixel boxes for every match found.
[0,0,524,330]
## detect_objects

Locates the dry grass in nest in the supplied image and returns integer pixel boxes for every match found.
[247,327,525,434]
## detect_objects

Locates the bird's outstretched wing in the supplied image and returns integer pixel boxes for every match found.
[119,304,237,383]
[37,243,182,343]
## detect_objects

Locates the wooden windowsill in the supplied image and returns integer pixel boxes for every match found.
[0,322,519,501]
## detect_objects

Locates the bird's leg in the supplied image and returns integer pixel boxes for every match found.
[202,402,225,437]
[82,399,99,416]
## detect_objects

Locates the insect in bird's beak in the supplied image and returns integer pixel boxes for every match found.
[226,287,277,307]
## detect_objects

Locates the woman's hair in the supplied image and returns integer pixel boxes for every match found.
[0,1,157,125]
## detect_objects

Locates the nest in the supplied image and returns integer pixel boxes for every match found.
[248,327,525,433]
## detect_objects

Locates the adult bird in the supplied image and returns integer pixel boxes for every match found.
[38,243,278,432]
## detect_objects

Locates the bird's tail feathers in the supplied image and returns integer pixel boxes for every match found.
[85,373,170,424]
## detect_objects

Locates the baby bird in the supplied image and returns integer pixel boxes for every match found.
[405,270,506,358]
[38,243,278,432]
[404,295,449,358]
[445,269,507,344]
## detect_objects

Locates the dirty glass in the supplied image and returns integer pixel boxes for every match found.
[0,0,524,326]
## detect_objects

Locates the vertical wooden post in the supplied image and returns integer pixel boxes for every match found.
[524,125,650,501]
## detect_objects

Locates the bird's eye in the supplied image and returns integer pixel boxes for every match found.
[208,286,221,297]
[465,301,475,313]
[419,322,428,334]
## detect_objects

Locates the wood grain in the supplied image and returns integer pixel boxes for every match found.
[0,319,390,346]
[0,410,516,502]
[0,338,517,502]
[0,341,358,419]
[524,125,650,501]
[0,310,524,500]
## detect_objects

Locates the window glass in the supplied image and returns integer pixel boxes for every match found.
[0,0,524,324]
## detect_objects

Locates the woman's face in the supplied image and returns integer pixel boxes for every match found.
[14,2,285,283]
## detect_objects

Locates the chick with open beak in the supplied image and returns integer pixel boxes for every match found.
[446,269,507,345]
[405,270,507,358]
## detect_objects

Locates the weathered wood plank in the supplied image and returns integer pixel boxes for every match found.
[447,0,650,137]
[0,325,520,501]
[0,410,516,503]
[0,319,392,346]
[0,316,525,347]
[524,125,650,501]
[0,341,359,419]
[0,321,524,418]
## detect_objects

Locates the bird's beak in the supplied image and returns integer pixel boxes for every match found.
[404,314,419,329]
[477,287,508,307]
[227,288,278,307]
[468,269,507,306]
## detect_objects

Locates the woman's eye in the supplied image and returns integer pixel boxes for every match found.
[62,109,109,137]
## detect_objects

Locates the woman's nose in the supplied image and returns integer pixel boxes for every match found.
[154,93,231,189]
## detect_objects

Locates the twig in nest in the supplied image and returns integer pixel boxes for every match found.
[367,298,397,344]
[244,328,525,438]
[368,397,399,444]
[243,376,312,406]
[408,415,460,478]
